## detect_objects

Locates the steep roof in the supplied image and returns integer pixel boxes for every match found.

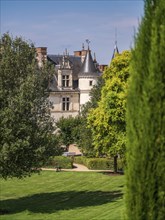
[78,48,100,78]
[111,41,119,60]
[47,54,81,81]
[47,54,81,66]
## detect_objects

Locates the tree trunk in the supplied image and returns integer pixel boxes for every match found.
[114,155,118,173]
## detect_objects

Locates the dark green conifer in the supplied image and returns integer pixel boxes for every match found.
[125,0,165,219]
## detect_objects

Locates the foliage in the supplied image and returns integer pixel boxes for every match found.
[75,157,113,170]
[76,77,104,156]
[56,115,94,156]
[73,156,88,165]
[81,76,104,117]
[75,117,95,156]
[84,158,113,170]
[56,70,104,156]
[56,116,84,147]
[0,33,59,179]
[87,51,131,161]
[44,156,73,169]
[125,0,165,219]
[0,171,125,220]
[74,156,124,171]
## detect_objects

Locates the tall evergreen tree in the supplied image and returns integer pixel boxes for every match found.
[125,0,165,219]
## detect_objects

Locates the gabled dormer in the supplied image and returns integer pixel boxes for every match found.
[57,52,73,90]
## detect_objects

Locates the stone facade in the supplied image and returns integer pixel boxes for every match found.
[36,45,106,121]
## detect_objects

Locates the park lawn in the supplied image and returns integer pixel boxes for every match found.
[0,171,125,220]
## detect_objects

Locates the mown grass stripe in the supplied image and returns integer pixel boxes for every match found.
[0,171,125,220]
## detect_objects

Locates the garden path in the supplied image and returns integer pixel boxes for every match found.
[42,163,115,173]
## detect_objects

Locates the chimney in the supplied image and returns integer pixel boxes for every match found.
[36,47,47,67]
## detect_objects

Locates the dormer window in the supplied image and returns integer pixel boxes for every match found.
[62,75,69,87]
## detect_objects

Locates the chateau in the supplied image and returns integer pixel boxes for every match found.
[36,44,108,121]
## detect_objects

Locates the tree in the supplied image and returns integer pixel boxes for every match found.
[76,117,95,157]
[87,51,131,172]
[81,76,104,117]
[77,76,104,156]
[56,116,83,149]
[125,0,165,219]
[0,33,59,178]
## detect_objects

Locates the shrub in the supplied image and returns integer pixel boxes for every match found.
[86,158,113,170]
[74,157,115,170]
[44,156,73,169]
[74,156,88,166]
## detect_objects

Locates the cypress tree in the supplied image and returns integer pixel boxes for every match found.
[125,0,165,219]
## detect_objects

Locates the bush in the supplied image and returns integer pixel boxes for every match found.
[74,157,114,170]
[86,158,113,170]
[44,156,73,169]
[74,156,87,166]
[74,156,125,171]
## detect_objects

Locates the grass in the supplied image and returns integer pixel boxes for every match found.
[0,171,125,220]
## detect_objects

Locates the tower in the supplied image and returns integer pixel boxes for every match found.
[111,41,119,60]
[78,45,101,109]
[111,29,119,60]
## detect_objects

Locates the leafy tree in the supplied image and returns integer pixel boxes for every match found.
[76,76,104,156]
[0,33,59,178]
[81,76,104,117]
[56,116,83,149]
[56,115,96,157]
[87,51,131,172]
[125,0,165,219]
[76,118,95,157]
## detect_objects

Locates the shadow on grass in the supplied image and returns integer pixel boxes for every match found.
[0,190,122,215]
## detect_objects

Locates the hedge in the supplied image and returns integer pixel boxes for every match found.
[44,156,73,169]
[74,156,125,171]
[74,157,112,170]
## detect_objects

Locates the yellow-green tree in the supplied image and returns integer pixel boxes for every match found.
[87,51,131,172]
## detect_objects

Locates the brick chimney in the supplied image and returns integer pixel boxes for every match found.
[36,47,47,67]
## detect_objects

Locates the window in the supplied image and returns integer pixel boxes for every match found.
[62,97,70,111]
[89,80,93,86]
[62,75,69,87]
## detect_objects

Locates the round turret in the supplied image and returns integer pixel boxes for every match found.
[78,47,101,107]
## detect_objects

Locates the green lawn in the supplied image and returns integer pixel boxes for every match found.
[0,171,125,220]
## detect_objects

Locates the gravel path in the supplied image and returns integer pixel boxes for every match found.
[42,163,114,172]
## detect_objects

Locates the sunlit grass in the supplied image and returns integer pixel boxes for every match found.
[0,171,125,220]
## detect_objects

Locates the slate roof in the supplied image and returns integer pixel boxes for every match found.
[111,41,119,60]
[78,49,101,78]
[47,55,81,80]
[47,54,80,91]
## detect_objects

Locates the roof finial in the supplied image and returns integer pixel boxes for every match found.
[94,52,96,62]
[65,48,68,56]
[86,39,90,50]
[114,28,119,53]
[111,28,119,60]
[115,27,117,46]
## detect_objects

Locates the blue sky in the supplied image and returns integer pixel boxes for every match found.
[1,0,144,64]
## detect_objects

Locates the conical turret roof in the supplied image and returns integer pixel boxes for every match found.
[111,41,119,60]
[78,47,100,77]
